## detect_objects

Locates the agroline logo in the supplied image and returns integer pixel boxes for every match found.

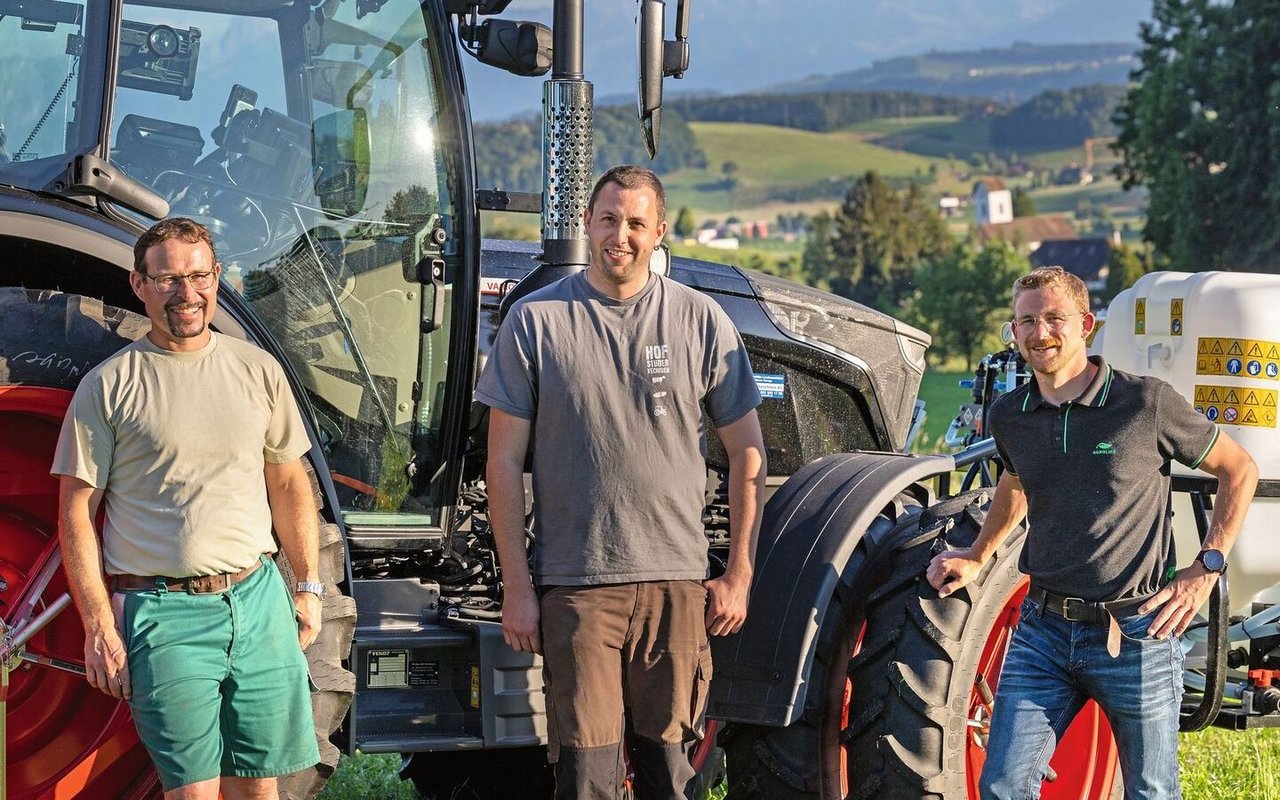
[1092,441,1116,456]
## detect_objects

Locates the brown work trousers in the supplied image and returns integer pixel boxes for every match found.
[539,580,713,800]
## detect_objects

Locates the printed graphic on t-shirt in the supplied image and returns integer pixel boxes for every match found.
[645,343,672,418]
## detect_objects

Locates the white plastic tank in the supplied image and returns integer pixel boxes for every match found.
[1096,271,1280,601]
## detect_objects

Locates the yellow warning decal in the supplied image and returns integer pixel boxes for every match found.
[1193,384,1278,427]
[1197,338,1280,380]
[1085,318,1104,348]
[1135,298,1146,335]
[1170,298,1184,336]
[470,665,481,708]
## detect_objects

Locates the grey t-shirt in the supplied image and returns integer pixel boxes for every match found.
[989,357,1219,600]
[475,271,761,585]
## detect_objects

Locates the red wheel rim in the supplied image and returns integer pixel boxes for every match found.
[0,386,159,800]
[965,577,1119,799]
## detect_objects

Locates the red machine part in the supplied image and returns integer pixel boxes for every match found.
[0,386,160,800]
[1248,669,1279,688]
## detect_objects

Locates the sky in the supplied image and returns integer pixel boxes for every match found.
[459,0,1154,121]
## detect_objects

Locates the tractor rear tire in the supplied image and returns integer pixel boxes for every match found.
[724,497,927,800]
[725,490,1118,800]
[844,490,1117,799]
[275,467,358,800]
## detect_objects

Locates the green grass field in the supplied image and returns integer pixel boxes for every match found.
[851,115,996,159]
[321,727,1280,798]
[662,121,945,216]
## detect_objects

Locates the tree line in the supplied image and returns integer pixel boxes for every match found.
[665,91,989,132]
[1116,0,1280,271]
[796,171,1027,370]
[473,106,707,192]
[992,84,1126,149]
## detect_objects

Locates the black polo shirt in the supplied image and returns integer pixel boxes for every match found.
[988,355,1219,601]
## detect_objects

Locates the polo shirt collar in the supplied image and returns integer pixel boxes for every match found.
[1022,355,1113,411]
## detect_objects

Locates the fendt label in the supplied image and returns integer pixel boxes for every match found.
[367,649,409,688]
[1193,384,1278,428]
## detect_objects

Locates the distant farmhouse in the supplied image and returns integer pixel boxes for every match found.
[978,215,1077,252]
[1031,237,1114,306]
[972,177,1113,307]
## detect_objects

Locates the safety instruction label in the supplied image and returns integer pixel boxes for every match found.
[1193,384,1278,428]
[1196,337,1280,380]
[1170,299,1184,336]
[1134,298,1146,335]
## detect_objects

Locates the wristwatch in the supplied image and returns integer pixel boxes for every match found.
[296,581,326,598]
[1196,549,1227,574]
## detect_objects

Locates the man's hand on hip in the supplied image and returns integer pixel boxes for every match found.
[294,590,323,650]
[1139,564,1217,639]
[85,595,131,700]
[927,548,984,598]
[704,567,751,636]
[502,584,541,654]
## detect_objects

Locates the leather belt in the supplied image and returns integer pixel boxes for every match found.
[109,557,265,595]
[1027,585,1147,624]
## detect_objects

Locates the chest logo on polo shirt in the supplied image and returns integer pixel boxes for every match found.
[1092,441,1116,456]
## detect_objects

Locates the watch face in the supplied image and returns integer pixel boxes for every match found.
[1200,549,1226,572]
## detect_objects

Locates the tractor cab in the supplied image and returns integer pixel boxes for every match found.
[1,0,480,535]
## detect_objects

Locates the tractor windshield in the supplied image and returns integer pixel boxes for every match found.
[2,0,468,527]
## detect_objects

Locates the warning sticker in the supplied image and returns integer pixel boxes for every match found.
[1170,299,1184,336]
[1193,384,1278,428]
[1135,298,1146,335]
[1197,337,1280,380]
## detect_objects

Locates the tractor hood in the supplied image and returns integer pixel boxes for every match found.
[479,239,930,453]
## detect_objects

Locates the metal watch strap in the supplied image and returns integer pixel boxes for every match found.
[295,580,326,597]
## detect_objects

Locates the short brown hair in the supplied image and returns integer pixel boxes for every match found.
[588,165,666,221]
[1012,267,1089,313]
[133,217,217,273]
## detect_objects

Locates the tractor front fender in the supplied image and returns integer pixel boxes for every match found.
[708,451,955,727]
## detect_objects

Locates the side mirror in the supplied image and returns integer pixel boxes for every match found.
[462,18,552,77]
[637,0,690,159]
[312,109,370,219]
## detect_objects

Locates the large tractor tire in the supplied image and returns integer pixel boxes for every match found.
[725,494,928,800]
[274,472,358,800]
[726,490,1119,800]
[0,289,355,800]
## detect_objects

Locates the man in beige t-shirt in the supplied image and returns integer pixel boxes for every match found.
[52,218,323,800]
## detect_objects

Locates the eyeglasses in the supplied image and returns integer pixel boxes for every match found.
[1012,311,1085,331]
[144,269,218,294]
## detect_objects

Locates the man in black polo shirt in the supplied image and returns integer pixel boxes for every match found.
[927,267,1258,799]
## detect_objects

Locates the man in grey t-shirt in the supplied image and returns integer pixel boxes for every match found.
[477,165,766,799]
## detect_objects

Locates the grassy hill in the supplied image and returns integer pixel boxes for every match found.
[664,121,945,215]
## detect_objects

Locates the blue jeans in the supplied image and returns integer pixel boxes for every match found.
[980,597,1184,800]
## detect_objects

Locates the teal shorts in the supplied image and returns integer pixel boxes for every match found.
[118,556,320,791]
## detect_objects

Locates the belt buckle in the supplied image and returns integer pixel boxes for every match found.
[1061,596,1092,622]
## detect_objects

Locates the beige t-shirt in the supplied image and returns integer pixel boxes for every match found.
[51,333,310,577]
